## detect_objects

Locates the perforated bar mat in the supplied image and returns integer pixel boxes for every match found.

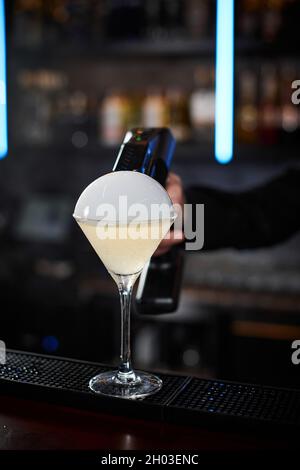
[0,350,300,433]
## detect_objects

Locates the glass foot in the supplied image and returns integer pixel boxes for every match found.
[89,370,162,399]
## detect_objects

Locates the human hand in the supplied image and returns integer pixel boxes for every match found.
[154,172,185,256]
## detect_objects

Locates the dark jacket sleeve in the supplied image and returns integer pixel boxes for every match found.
[185,168,300,250]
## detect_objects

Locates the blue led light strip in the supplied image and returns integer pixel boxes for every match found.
[215,0,234,164]
[0,0,7,159]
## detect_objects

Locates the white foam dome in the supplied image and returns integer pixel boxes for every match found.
[73,171,174,224]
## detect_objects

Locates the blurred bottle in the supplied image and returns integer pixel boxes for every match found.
[144,0,162,40]
[261,0,284,43]
[279,63,299,144]
[99,91,130,146]
[160,0,184,38]
[189,66,215,142]
[54,88,72,142]
[19,71,51,144]
[40,1,62,46]
[89,0,107,41]
[236,68,259,143]
[185,0,210,39]
[259,65,281,145]
[126,93,143,129]
[63,0,92,43]
[142,89,167,128]
[14,0,43,49]
[17,69,67,145]
[68,91,91,148]
[166,88,190,142]
[238,0,261,40]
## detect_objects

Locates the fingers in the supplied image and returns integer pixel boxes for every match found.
[166,173,184,207]
[166,172,182,185]
[153,173,185,257]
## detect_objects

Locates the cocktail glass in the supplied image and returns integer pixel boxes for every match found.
[73,171,176,399]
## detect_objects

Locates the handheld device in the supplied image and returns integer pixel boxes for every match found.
[113,128,183,314]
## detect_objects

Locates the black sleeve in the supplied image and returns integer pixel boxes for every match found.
[185,168,300,250]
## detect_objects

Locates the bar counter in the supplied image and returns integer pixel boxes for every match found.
[0,395,293,451]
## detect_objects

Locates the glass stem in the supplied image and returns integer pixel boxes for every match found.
[118,285,133,375]
[115,274,140,385]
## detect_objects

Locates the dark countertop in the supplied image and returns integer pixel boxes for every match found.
[0,395,293,451]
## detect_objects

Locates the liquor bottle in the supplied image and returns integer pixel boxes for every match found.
[238,0,261,40]
[89,0,107,41]
[40,0,62,46]
[63,0,92,43]
[236,67,259,144]
[17,69,66,145]
[189,65,215,143]
[185,0,210,39]
[68,90,91,148]
[279,63,299,144]
[13,0,43,49]
[160,0,184,38]
[142,89,167,128]
[259,65,280,145]
[144,0,162,40]
[126,93,143,130]
[261,0,284,43]
[166,88,191,142]
[99,91,130,146]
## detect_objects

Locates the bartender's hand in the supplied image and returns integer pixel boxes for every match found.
[154,172,185,256]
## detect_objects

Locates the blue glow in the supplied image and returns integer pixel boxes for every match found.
[42,336,59,353]
[215,0,234,164]
[0,0,7,159]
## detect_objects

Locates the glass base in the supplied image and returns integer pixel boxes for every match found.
[89,370,162,399]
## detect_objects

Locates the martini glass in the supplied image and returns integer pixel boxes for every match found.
[73,171,176,399]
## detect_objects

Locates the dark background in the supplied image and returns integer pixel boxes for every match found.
[1,0,300,389]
